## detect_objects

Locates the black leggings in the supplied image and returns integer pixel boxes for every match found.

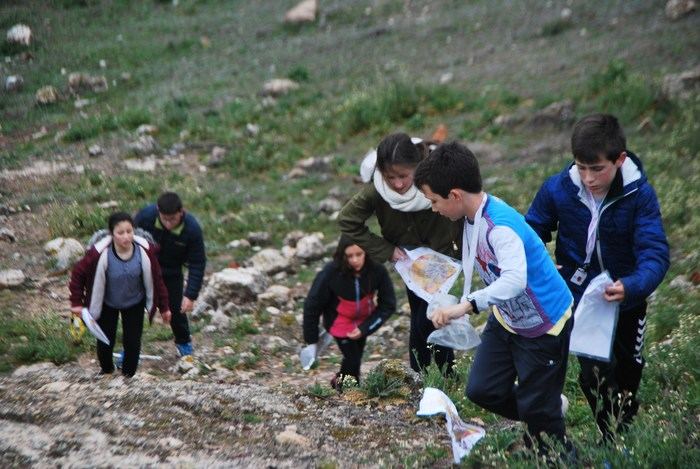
[407,288,454,373]
[578,303,647,439]
[97,300,145,377]
[335,336,367,382]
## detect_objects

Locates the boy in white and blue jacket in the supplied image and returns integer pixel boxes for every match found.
[415,142,576,461]
[526,114,670,441]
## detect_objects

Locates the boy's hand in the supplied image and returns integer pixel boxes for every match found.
[347,328,362,339]
[391,247,408,262]
[604,280,625,302]
[181,297,194,313]
[70,306,82,315]
[431,303,470,328]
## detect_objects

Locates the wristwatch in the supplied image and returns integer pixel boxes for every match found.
[467,295,479,314]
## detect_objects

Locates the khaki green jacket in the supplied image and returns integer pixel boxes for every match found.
[338,184,463,263]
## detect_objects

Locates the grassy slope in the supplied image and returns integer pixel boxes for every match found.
[1,0,699,467]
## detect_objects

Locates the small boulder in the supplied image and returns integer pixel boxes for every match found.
[0,269,25,288]
[0,227,16,243]
[44,237,84,271]
[88,144,103,157]
[665,0,696,20]
[284,0,318,24]
[261,78,299,97]
[129,135,158,155]
[258,284,291,307]
[6,24,31,46]
[35,86,59,105]
[68,72,108,93]
[199,267,269,306]
[295,233,325,261]
[662,65,700,101]
[247,231,271,246]
[136,124,158,136]
[283,230,306,247]
[247,248,292,275]
[318,197,342,214]
[276,426,311,447]
[4,75,23,92]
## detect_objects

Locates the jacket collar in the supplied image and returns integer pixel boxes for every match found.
[564,151,646,200]
[93,234,150,253]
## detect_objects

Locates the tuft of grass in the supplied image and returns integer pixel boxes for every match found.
[46,202,110,238]
[231,316,259,339]
[308,381,335,399]
[62,114,118,142]
[361,367,404,399]
[540,18,573,37]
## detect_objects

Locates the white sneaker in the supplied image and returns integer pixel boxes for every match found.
[561,394,569,417]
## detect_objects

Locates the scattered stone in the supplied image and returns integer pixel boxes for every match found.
[261,78,299,97]
[74,98,93,109]
[208,146,226,167]
[227,239,251,249]
[32,127,48,140]
[275,427,311,447]
[160,437,184,449]
[439,72,453,84]
[265,306,281,316]
[467,141,505,163]
[99,59,107,69]
[281,245,296,259]
[318,197,342,214]
[528,99,575,128]
[0,269,25,288]
[35,86,59,105]
[88,144,103,157]
[258,285,291,307]
[44,237,84,271]
[39,381,71,393]
[199,267,269,307]
[560,7,573,20]
[669,275,694,290]
[283,230,306,247]
[247,248,292,275]
[11,361,55,377]
[6,24,31,46]
[129,135,158,155]
[245,123,260,136]
[97,200,119,209]
[209,309,231,328]
[124,158,156,172]
[665,0,696,20]
[68,72,109,93]
[247,231,271,246]
[0,227,16,243]
[283,0,318,24]
[5,75,23,92]
[662,65,700,101]
[136,124,158,136]
[176,356,196,374]
[636,116,654,133]
[295,233,325,261]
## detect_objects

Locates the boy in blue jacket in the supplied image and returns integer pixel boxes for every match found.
[135,192,206,357]
[526,114,670,441]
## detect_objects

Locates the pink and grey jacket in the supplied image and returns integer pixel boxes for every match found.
[69,233,169,322]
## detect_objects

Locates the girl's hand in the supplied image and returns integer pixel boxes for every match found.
[161,310,172,324]
[70,306,82,315]
[391,247,408,262]
[347,328,362,339]
[604,280,625,302]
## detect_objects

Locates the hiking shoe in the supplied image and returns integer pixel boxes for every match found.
[561,394,569,417]
[175,342,193,357]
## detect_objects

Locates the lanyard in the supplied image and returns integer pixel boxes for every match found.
[461,194,487,303]
[582,189,606,268]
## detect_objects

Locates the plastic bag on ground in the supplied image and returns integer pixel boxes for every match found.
[569,271,618,362]
[426,294,481,351]
[417,387,486,463]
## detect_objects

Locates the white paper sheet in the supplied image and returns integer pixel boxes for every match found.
[417,387,486,463]
[569,271,619,362]
[394,247,462,303]
[81,307,110,345]
[300,330,334,370]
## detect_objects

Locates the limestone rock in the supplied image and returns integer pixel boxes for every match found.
[44,237,84,271]
[247,231,271,246]
[35,86,58,105]
[275,427,311,447]
[665,0,696,20]
[284,0,318,24]
[136,124,158,136]
[662,65,700,101]
[318,197,342,214]
[6,24,31,46]
[124,158,156,172]
[0,269,25,288]
[0,227,16,243]
[247,248,291,275]
[283,230,306,247]
[68,72,108,93]
[200,267,269,306]
[5,75,23,92]
[295,233,325,261]
[88,144,103,157]
[257,284,291,307]
[129,135,158,155]
[261,78,299,97]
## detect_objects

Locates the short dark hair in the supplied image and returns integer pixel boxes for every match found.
[413,141,482,198]
[157,192,183,214]
[376,133,429,173]
[108,211,133,233]
[571,113,626,163]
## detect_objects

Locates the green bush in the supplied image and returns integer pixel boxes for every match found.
[63,114,118,142]
[361,367,404,399]
[47,201,110,238]
[308,382,335,398]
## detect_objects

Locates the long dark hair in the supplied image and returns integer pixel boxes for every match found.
[333,236,374,295]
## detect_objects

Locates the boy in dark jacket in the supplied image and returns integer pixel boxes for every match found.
[135,192,206,357]
[525,114,670,441]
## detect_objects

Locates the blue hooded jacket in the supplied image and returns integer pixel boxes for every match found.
[525,152,669,312]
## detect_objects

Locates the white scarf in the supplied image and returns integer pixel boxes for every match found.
[372,168,432,212]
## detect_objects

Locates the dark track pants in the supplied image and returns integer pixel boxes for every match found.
[335,336,367,382]
[466,314,572,449]
[578,303,646,440]
[97,299,146,377]
[407,288,454,373]
[164,273,191,345]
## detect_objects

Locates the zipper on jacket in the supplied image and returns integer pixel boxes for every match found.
[593,187,639,271]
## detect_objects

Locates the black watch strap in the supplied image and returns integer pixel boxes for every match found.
[468,296,479,314]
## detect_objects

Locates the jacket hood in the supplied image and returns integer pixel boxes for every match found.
[87,228,155,252]
[564,151,647,199]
